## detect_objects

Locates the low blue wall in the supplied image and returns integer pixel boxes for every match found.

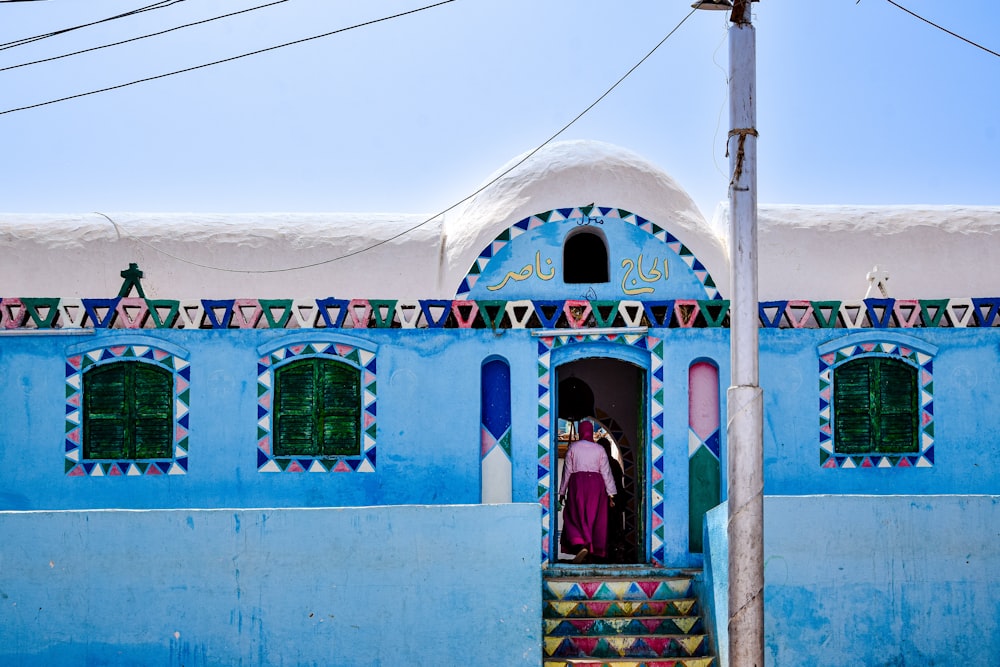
[0,503,542,666]
[704,495,1000,667]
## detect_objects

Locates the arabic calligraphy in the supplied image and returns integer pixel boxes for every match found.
[486,251,555,291]
[486,250,670,295]
[621,254,668,295]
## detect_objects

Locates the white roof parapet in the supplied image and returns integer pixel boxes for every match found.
[0,212,445,299]
[710,203,1000,301]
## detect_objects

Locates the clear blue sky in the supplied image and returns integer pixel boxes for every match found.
[2,0,997,220]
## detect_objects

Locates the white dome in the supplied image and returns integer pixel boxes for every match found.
[442,140,728,295]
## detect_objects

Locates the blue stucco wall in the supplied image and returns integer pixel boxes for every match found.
[704,496,1000,667]
[0,503,542,666]
[757,328,1000,495]
[3,325,1000,567]
[0,328,551,510]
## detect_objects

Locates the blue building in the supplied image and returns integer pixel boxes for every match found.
[1,141,997,666]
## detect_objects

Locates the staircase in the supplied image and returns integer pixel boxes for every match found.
[542,568,716,667]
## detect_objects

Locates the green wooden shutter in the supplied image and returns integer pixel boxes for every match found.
[273,358,362,457]
[274,360,319,456]
[876,359,919,453]
[84,362,173,459]
[133,364,174,459]
[319,360,361,456]
[83,364,129,459]
[834,357,919,455]
[833,359,874,453]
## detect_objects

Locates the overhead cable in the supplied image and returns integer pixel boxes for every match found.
[1,0,290,73]
[884,0,999,58]
[96,6,702,274]
[0,0,457,116]
[0,0,186,52]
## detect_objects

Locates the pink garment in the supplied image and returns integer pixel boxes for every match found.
[559,438,618,497]
[561,472,610,557]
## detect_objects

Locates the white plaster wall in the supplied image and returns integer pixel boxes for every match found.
[4,142,998,302]
[711,203,1000,300]
[0,212,445,299]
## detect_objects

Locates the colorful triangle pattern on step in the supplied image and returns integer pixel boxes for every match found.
[543,573,715,667]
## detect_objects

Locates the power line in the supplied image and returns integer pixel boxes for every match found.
[0,0,457,116]
[883,0,999,59]
[1,0,290,73]
[96,6,702,275]
[0,0,186,52]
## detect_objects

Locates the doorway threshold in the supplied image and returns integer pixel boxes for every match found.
[544,563,701,578]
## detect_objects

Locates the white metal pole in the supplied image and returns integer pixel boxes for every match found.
[726,1,764,666]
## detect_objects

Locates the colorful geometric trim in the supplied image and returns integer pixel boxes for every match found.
[256,339,377,474]
[7,296,1000,330]
[537,333,666,565]
[818,335,936,469]
[64,342,190,477]
[455,206,722,300]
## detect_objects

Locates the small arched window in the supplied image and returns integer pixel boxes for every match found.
[563,231,609,284]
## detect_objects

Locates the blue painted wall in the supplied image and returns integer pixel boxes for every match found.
[3,326,1000,560]
[757,328,1000,495]
[0,503,542,666]
[704,496,1000,667]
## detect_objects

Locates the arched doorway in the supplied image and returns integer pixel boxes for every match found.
[554,357,645,564]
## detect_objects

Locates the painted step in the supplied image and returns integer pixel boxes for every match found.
[544,598,699,619]
[544,577,696,602]
[544,615,704,637]
[543,657,714,667]
[544,634,710,659]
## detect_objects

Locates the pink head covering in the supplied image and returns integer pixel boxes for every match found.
[578,421,594,441]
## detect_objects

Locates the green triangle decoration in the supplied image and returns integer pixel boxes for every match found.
[146,299,180,328]
[369,300,397,328]
[22,297,60,328]
[919,299,948,327]
[498,431,512,457]
[699,300,730,327]
[810,301,841,328]
[590,300,620,327]
[477,300,507,328]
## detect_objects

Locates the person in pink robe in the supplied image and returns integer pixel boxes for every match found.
[559,421,618,563]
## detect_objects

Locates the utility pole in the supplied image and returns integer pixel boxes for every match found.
[725,1,764,666]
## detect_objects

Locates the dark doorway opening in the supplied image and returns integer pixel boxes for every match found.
[554,357,645,564]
